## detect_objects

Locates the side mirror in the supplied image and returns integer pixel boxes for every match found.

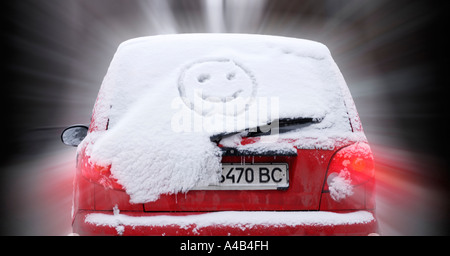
[61,125,89,147]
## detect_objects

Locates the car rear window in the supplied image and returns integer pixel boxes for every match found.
[92,34,354,134]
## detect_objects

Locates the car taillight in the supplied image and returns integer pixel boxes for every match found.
[324,142,374,192]
[78,150,124,191]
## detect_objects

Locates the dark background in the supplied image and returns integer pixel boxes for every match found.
[1,0,448,235]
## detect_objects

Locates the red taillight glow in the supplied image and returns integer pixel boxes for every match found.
[79,150,124,191]
[325,142,375,190]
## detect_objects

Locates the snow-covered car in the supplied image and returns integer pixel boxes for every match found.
[62,34,377,235]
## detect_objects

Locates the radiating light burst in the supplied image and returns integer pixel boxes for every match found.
[2,0,447,235]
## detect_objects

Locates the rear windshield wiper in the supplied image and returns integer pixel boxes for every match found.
[210,117,322,143]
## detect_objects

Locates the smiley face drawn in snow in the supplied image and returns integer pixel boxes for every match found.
[178,58,257,116]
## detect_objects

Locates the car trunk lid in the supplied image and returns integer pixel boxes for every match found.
[143,142,335,212]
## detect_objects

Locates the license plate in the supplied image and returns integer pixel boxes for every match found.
[195,163,289,190]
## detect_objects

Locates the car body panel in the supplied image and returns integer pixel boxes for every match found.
[67,34,377,235]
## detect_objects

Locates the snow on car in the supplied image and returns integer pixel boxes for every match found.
[62,34,377,235]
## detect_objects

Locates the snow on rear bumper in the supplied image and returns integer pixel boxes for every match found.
[74,210,377,236]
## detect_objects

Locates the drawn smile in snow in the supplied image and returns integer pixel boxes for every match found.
[197,88,243,103]
[178,58,257,116]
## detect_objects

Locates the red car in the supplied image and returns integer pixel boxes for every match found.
[62,34,377,236]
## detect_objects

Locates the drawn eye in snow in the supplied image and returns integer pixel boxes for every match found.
[178,58,257,116]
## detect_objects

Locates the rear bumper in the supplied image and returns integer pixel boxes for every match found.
[74,210,377,236]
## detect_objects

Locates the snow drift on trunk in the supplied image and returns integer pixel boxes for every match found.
[86,84,222,203]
